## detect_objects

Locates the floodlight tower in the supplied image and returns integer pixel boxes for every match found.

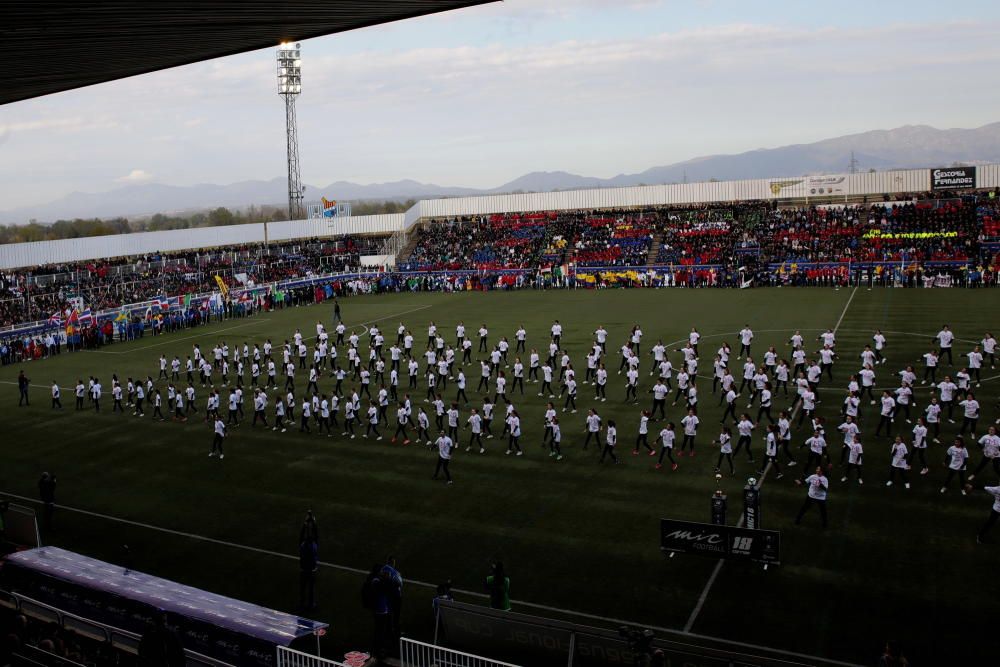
[277,42,304,220]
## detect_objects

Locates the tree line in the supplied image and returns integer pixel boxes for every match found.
[0,199,418,245]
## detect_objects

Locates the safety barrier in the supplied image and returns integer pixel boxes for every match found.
[400,637,521,667]
[276,646,350,667]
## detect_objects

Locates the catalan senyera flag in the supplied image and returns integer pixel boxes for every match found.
[214,275,229,298]
[322,197,337,210]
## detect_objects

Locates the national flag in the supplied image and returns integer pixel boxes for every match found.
[48,312,62,327]
[114,310,128,322]
[151,294,167,311]
[67,309,80,325]
[322,196,338,210]
[79,308,93,324]
[183,294,192,308]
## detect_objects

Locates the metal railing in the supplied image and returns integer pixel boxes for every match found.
[276,646,349,667]
[377,226,410,263]
[400,638,521,667]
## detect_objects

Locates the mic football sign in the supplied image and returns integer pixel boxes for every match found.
[931,166,976,190]
[660,518,780,564]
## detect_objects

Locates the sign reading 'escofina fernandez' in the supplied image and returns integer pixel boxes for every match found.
[931,166,976,189]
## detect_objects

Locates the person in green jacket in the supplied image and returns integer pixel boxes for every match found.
[485,561,511,611]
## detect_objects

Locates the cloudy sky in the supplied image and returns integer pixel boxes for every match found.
[2,0,1000,210]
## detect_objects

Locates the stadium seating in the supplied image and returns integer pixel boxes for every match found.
[1,193,996,332]
[404,197,986,271]
[0,236,386,328]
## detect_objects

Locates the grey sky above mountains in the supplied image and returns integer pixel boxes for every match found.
[2,0,999,219]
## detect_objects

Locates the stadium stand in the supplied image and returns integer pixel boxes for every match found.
[0,190,998,357]
[400,195,993,273]
[0,236,386,329]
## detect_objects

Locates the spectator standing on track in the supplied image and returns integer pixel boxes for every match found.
[383,556,403,648]
[362,564,391,665]
[17,370,29,406]
[38,472,56,530]
[299,509,319,544]
[485,561,511,611]
[299,537,318,610]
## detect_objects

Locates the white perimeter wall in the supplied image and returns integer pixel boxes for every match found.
[0,214,403,269]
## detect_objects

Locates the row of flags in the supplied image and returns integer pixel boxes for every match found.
[50,287,258,330]
[49,308,92,328]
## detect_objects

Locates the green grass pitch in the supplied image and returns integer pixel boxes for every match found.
[2,287,998,665]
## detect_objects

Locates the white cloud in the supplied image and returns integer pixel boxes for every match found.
[0,116,119,135]
[116,169,154,183]
[2,13,1000,211]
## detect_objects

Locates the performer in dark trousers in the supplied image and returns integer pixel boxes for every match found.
[794,467,828,528]
[210,418,226,459]
[433,431,454,484]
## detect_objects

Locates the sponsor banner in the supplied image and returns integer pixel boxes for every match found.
[931,166,976,190]
[804,175,846,196]
[862,230,958,240]
[660,518,780,564]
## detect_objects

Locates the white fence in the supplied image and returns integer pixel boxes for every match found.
[400,638,521,667]
[4,163,1000,269]
[276,646,349,667]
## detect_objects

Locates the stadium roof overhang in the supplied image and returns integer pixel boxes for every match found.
[2,1,496,105]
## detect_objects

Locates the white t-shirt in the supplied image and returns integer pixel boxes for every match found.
[805,475,828,500]
[946,446,968,470]
[890,442,908,468]
[437,436,453,459]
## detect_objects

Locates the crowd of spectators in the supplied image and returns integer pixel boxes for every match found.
[402,193,999,274]
[402,210,655,270]
[2,191,999,331]
[1,611,125,667]
[400,215,550,271]
[0,235,386,328]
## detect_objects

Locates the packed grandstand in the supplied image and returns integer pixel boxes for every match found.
[1,186,999,343]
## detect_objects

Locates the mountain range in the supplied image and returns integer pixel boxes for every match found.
[5,122,1000,224]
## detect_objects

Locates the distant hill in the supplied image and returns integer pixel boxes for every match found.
[5,122,1000,224]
